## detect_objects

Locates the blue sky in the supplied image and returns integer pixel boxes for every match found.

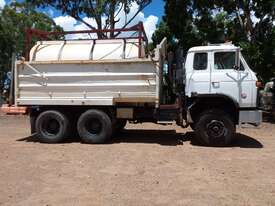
[144,0,165,20]
[1,0,165,41]
[3,0,165,19]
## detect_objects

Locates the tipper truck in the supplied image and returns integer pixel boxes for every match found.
[11,23,262,146]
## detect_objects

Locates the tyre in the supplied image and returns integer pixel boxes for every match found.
[194,110,235,146]
[30,114,37,134]
[77,109,112,144]
[189,123,196,131]
[272,109,275,120]
[113,119,127,133]
[35,110,69,143]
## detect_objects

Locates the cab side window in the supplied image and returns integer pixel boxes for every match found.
[193,53,207,70]
[214,52,235,70]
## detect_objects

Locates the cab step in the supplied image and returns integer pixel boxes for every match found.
[157,121,173,125]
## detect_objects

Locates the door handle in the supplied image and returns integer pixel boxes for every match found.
[212,82,220,88]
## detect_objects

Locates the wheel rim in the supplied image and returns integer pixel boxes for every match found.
[85,118,102,135]
[41,118,60,136]
[206,120,226,138]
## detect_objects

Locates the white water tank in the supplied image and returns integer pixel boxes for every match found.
[29,39,145,62]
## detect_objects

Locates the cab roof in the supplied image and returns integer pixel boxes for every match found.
[188,44,239,53]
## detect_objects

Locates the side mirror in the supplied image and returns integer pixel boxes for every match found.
[233,65,240,71]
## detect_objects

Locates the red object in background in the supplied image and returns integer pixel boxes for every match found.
[1,104,27,115]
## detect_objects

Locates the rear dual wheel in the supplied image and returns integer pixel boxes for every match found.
[35,110,70,143]
[189,123,196,131]
[34,109,113,144]
[113,119,127,133]
[77,109,112,144]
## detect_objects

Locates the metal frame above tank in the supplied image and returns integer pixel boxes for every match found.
[25,22,148,61]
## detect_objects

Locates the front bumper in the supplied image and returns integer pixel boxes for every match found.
[239,110,262,126]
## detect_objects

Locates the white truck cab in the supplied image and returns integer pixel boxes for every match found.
[185,43,262,127]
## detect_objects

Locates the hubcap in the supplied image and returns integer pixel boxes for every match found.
[42,119,60,136]
[85,118,102,134]
[206,120,226,138]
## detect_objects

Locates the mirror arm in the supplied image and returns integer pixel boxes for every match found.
[236,47,241,68]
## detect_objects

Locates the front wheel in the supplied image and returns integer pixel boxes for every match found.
[194,110,235,147]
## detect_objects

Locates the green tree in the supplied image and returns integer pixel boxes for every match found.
[152,21,173,45]
[155,0,275,81]
[212,0,275,80]
[26,0,152,38]
[0,2,63,74]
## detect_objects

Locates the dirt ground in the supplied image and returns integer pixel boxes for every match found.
[0,114,274,206]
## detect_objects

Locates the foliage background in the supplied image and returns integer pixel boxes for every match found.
[152,0,275,82]
[0,2,62,93]
[0,0,274,87]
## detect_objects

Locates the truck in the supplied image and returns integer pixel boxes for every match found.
[260,78,275,118]
[10,23,262,146]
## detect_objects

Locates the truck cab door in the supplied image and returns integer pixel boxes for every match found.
[210,51,253,107]
[185,52,211,96]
